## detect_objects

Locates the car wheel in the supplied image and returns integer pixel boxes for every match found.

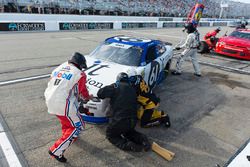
[197,41,209,53]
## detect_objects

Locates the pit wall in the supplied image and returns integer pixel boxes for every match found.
[0,13,239,32]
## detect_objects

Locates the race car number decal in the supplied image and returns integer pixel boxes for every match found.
[148,61,160,88]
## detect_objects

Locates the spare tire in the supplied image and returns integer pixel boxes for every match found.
[197,41,209,53]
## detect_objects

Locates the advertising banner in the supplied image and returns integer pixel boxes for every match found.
[122,22,157,29]
[213,22,227,26]
[163,22,177,28]
[59,22,113,30]
[159,18,173,21]
[0,22,45,31]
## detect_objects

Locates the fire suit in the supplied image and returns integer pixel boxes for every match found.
[130,75,170,127]
[175,32,201,75]
[204,30,219,47]
[44,61,90,157]
[97,81,150,152]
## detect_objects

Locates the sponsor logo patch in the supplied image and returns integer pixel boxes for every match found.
[53,71,73,80]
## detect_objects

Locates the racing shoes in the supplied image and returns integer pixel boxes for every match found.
[194,73,202,77]
[142,139,151,152]
[171,71,181,75]
[124,141,144,152]
[160,114,171,128]
[48,150,67,163]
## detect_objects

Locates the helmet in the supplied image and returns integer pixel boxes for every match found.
[215,27,221,32]
[116,72,129,82]
[184,23,196,34]
[68,52,87,70]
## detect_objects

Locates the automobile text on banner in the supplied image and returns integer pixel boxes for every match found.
[0,22,45,31]
[59,22,113,30]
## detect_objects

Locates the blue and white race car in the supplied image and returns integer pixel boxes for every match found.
[82,35,173,123]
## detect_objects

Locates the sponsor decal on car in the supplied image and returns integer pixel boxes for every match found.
[109,43,133,49]
[86,78,103,89]
[84,64,110,76]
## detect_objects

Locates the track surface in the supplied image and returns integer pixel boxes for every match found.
[0,27,250,167]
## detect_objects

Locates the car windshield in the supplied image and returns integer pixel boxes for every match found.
[229,31,250,40]
[89,42,142,66]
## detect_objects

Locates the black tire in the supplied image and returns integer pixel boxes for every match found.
[197,41,209,53]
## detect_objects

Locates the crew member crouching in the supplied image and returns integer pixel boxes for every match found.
[128,72,171,128]
[97,73,151,152]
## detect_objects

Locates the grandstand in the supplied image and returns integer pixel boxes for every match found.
[0,0,249,18]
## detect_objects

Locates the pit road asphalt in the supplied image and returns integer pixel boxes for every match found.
[0,27,250,167]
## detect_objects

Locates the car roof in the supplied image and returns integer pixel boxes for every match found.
[105,36,161,49]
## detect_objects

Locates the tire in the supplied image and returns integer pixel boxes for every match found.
[197,41,209,53]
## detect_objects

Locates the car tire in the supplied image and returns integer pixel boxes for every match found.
[197,41,209,53]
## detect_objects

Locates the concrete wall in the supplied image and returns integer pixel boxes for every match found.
[0,13,236,32]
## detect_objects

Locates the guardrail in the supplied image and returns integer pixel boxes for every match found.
[0,13,237,32]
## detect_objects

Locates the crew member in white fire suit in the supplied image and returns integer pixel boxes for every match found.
[172,23,201,77]
[44,52,92,163]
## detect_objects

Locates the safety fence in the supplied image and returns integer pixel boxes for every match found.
[0,14,238,32]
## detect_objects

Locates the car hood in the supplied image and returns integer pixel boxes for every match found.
[220,36,250,47]
[84,56,133,96]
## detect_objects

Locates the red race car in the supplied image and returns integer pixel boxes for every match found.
[215,29,250,60]
[198,29,250,60]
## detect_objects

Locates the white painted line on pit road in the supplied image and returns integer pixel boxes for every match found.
[0,74,50,86]
[0,122,3,132]
[0,132,22,167]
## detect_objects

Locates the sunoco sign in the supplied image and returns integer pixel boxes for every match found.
[59,22,113,30]
[0,22,45,31]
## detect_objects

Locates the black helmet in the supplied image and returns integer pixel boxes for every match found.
[116,72,129,82]
[184,23,196,34]
[215,27,221,32]
[68,52,87,70]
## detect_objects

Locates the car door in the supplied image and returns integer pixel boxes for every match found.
[142,45,164,90]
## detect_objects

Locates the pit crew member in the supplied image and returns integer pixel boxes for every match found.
[44,52,92,163]
[97,73,151,152]
[204,27,221,49]
[172,23,201,77]
[128,73,171,128]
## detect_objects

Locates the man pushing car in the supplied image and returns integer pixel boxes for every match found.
[45,52,92,163]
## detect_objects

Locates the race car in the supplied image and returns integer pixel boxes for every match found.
[215,29,250,60]
[81,35,173,123]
